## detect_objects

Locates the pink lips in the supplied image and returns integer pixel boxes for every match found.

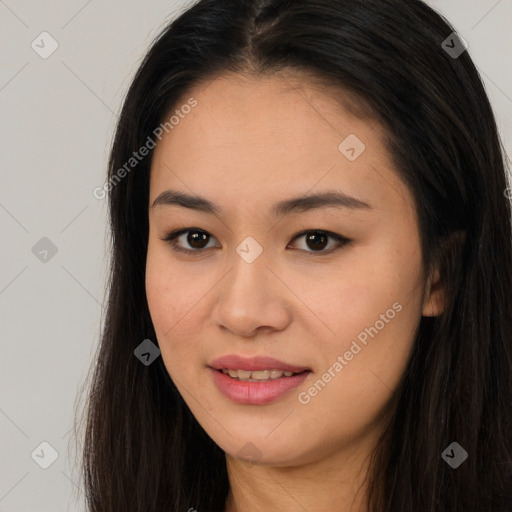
[208,354,311,405]
[209,354,310,373]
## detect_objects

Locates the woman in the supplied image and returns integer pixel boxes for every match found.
[78,0,512,510]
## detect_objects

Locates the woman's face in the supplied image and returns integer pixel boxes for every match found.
[146,72,442,467]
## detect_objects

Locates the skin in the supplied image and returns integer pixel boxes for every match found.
[145,72,444,512]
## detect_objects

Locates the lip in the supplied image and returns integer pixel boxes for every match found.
[209,367,311,405]
[209,354,310,373]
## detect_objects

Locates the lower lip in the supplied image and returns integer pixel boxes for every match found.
[209,368,310,405]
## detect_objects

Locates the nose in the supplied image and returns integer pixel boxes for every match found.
[211,252,292,338]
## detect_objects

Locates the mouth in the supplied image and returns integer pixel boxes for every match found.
[216,368,309,381]
[209,354,311,374]
[208,354,312,404]
[209,367,311,404]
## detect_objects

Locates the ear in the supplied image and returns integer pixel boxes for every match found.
[422,266,445,317]
[421,230,465,317]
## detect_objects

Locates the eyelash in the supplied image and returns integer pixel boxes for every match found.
[159,228,350,257]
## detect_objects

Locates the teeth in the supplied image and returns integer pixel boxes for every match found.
[220,368,298,381]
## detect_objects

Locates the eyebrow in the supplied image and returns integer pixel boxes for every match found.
[151,189,372,216]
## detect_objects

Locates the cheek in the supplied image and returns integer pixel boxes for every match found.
[328,279,421,418]
[145,244,214,376]
[145,246,188,372]
[307,244,422,343]
[300,239,424,405]
[146,239,195,328]
[145,248,173,333]
[295,299,420,453]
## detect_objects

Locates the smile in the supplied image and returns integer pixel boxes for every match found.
[210,368,311,404]
[219,368,301,381]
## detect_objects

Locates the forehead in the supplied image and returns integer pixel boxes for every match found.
[149,72,414,219]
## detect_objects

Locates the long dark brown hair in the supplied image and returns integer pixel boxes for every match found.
[74,0,512,510]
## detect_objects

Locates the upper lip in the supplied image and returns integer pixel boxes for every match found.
[209,354,310,373]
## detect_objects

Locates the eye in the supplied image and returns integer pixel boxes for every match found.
[287,229,350,254]
[159,228,220,256]
[159,228,350,256]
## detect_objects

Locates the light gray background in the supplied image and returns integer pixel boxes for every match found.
[1,1,511,510]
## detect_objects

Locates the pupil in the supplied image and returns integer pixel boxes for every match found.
[188,230,208,249]
[306,232,328,251]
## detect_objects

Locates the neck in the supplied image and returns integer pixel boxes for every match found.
[223,434,378,512]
